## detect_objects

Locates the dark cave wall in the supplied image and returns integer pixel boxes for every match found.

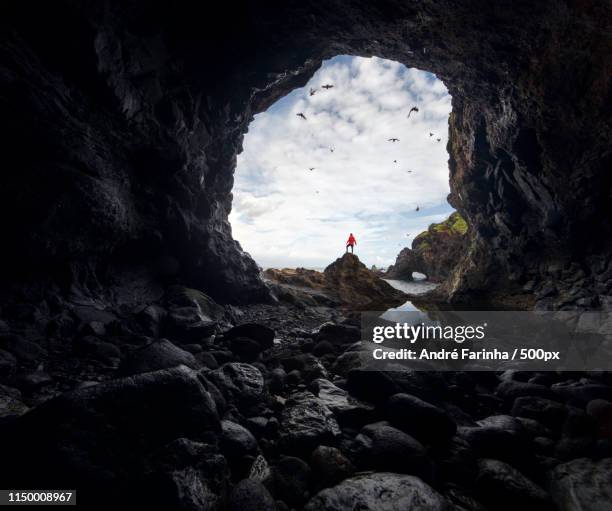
[1,0,611,308]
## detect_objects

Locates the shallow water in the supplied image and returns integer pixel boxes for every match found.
[382,277,438,318]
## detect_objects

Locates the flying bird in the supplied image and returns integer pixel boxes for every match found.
[309,167,315,171]
[436,138,441,142]
[407,106,419,119]
[309,88,317,96]
[296,113,307,120]
[330,147,334,152]
[416,206,420,212]
[388,138,400,142]
[429,133,434,137]
[322,84,334,89]
[406,170,412,173]
[394,160,397,163]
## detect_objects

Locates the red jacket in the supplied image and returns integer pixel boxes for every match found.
[346,234,357,245]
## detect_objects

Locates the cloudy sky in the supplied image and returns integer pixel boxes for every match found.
[230,55,454,269]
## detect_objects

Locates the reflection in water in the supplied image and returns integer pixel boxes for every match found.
[382,276,438,321]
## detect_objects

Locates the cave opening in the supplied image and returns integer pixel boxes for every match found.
[230,55,455,276]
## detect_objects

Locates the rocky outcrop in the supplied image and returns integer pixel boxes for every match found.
[323,254,406,309]
[265,254,406,310]
[386,212,468,282]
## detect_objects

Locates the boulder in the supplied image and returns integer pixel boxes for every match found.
[0,349,17,383]
[315,378,376,428]
[0,334,46,365]
[139,438,229,511]
[304,472,448,511]
[548,457,612,511]
[120,338,199,375]
[206,363,265,408]
[511,396,568,430]
[310,446,355,486]
[495,380,556,402]
[224,323,275,351]
[1,366,220,491]
[0,384,29,418]
[220,420,258,458]
[347,368,448,404]
[352,423,431,478]
[228,479,276,511]
[314,323,360,344]
[278,392,340,455]
[386,393,456,443]
[475,458,554,510]
[271,456,312,507]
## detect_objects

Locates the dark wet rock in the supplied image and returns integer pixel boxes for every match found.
[268,367,286,394]
[280,353,328,382]
[245,417,268,438]
[586,399,612,439]
[304,472,448,511]
[459,421,535,471]
[230,336,264,362]
[331,350,362,378]
[347,369,447,405]
[0,349,17,383]
[1,366,220,493]
[140,438,229,511]
[74,336,121,365]
[270,456,312,507]
[312,340,335,357]
[16,371,53,393]
[533,436,555,455]
[0,384,29,418]
[228,479,276,511]
[445,486,488,511]
[0,334,46,365]
[430,435,477,487]
[475,459,554,510]
[314,378,376,428]
[278,392,340,455]
[120,338,199,375]
[225,323,275,351]
[495,380,556,402]
[386,393,457,443]
[221,420,258,459]
[206,363,265,408]
[181,343,203,354]
[314,322,360,344]
[286,369,301,386]
[551,381,612,406]
[310,446,355,487]
[476,414,524,435]
[511,396,568,431]
[548,458,612,511]
[516,417,553,438]
[136,304,166,337]
[196,352,219,370]
[164,307,218,344]
[352,423,431,478]
[248,454,271,482]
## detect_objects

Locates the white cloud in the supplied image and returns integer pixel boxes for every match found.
[230,56,454,269]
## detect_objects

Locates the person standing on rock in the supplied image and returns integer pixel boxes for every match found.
[346,233,357,253]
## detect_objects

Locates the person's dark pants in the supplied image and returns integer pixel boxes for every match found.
[346,244,354,253]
